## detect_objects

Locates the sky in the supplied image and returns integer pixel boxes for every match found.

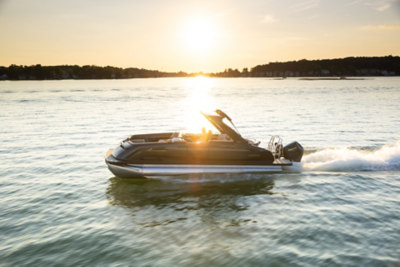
[0,0,399,72]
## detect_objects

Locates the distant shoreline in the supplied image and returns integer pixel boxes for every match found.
[1,77,394,82]
[1,55,399,81]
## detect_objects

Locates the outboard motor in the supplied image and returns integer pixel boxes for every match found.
[283,141,304,162]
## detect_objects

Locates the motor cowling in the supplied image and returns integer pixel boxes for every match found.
[283,141,304,162]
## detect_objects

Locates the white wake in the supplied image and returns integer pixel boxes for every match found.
[287,142,400,172]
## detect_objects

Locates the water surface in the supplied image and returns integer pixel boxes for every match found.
[1,78,399,266]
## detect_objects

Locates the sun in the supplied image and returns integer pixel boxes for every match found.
[183,18,217,53]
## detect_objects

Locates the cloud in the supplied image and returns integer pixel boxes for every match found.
[261,14,276,23]
[344,0,365,6]
[365,0,396,11]
[378,24,400,29]
[363,24,400,29]
[290,0,320,11]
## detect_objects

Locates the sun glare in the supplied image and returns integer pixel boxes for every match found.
[183,18,217,53]
[183,77,216,132]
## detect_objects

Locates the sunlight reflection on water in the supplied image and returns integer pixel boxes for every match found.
[183,76,216,133]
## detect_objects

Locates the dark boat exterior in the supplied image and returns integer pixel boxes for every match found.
[105,110,303,178]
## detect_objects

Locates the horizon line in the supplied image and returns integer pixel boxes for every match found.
[1,55,399,74]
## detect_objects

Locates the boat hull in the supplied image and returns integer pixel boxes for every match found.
[107,162,283,178]
[105,149,288,179]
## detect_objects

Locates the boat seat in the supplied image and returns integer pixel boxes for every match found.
[217,134,231,141]
[129,139,145,143]
[210,140,234,143]
[170,132,180,138]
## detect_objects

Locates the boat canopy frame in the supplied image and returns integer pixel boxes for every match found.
[201,110,247,143]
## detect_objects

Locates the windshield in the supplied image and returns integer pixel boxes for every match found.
[222,117,240,135]
[183,112,221,134]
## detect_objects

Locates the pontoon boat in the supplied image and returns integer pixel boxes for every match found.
[105,110,303,178]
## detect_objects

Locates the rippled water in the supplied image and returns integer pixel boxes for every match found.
[1,78,400,266]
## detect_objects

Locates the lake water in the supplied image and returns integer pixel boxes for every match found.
[1,77,400,266]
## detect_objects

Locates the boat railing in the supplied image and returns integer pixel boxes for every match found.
[268,136,284,158]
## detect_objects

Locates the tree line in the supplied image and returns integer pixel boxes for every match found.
[251,55,400,77]
[0,56,399,80]
[0,65,185,80]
